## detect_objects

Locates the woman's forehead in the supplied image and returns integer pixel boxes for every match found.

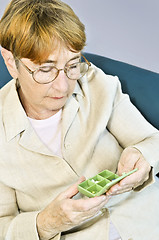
[22,47,81,67]
[45,51,81,64]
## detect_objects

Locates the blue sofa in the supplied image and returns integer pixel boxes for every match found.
[0,52,159,177]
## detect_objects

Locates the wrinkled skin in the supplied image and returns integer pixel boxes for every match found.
[106,147,151,195]
[37,177,110,240]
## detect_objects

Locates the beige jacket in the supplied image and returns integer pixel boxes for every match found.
[0,64,159,240]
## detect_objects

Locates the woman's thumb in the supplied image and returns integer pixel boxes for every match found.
[60,176,86,200]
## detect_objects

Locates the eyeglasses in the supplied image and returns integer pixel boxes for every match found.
[17,55,91,84]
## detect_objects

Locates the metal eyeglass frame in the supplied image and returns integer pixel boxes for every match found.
[16,54,91,84]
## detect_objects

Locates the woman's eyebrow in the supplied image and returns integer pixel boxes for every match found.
[41,54,81,65]
[41,60,56,64]
[69,55,81,62]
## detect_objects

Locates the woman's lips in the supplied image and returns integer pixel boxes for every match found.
[50,96,64,100]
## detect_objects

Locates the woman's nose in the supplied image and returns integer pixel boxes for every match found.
[52,70,69,92]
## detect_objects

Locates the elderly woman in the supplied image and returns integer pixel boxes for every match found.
[0,0,159,240]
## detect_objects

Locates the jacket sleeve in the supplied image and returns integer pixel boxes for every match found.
[107,78,159,183]
[0,181,61,240]
[0,181,40,239]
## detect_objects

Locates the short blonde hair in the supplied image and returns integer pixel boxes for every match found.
[0,0,86,63]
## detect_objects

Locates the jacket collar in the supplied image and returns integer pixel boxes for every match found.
[2,79,83,155]
[3,80,28,142]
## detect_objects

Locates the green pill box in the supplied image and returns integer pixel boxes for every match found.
[78,168,138,198]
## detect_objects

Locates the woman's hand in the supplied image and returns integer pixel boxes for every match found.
[106,147,151,196]
[37,176,109,240]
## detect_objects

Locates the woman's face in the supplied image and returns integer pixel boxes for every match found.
[17,44,80,119]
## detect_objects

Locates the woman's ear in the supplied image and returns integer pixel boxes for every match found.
[1,48,18,79]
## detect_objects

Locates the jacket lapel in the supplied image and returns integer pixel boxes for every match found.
[62,94,79,144]
[18,122,55,156]
[61,81,84,143]
[3,81,55,156]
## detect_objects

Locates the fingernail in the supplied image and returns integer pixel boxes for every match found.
[106,191,112,196]
[100,196,107,201]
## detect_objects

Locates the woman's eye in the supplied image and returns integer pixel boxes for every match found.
[69,64,78,69]
[39,66,52,73]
